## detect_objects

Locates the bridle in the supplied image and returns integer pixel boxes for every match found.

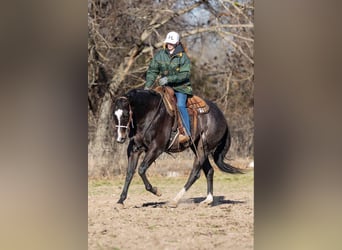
[114,92,163,139]
[115,96,134,130]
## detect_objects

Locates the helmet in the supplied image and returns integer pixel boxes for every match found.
[164,31,180,44]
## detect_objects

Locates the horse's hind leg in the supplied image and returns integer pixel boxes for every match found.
[200,158,214,205]
[138,147,163,197]
[171,157,202,206]
[171,144,206,207]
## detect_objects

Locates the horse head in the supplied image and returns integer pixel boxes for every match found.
[112,96,132,143]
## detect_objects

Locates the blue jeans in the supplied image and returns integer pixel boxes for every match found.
[175,91,191,136]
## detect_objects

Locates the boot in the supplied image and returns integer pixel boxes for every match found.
[178,134,190,144]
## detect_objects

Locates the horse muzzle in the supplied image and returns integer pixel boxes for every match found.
[115,124,129,143]
[116,137,126,143]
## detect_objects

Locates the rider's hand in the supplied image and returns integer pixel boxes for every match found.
[159,77,168,86]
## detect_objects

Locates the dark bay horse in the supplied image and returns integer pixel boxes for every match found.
[112,88,243,207]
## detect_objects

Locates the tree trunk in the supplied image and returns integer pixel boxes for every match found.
[88,45,143,173]
[87,0,255,174]
[88,91,113,175]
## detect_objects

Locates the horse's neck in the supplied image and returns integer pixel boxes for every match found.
[130,94,161,121]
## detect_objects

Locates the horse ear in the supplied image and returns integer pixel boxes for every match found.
[125,88,137,100]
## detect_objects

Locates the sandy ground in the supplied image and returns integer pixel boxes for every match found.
[88,170,253,250]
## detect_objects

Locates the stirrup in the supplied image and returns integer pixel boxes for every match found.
[167,130,179,150]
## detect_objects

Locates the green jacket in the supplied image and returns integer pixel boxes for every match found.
[145,43,193,95]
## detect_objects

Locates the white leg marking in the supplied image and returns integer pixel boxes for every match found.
[115,109,123,141]
[173,188,186,203]
[200,193,213,204]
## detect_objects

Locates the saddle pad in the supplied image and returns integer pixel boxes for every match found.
[187,96,210,114]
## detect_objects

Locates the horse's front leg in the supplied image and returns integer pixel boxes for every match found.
[117,142,142,206]
[138,146,163,197]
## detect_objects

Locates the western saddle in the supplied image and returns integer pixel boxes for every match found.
[153,86,209,147]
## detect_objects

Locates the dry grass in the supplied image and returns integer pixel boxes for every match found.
[89,143,253,179]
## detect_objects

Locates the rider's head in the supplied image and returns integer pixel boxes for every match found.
[164,31,180,53]
[164,31,180,45]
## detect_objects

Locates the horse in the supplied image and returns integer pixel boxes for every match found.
[112,88,243,207]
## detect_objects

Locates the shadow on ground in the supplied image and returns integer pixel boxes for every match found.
[188,196,246,207]
[138,196,245,208]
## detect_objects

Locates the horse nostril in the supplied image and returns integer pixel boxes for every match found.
[117,137,125,143]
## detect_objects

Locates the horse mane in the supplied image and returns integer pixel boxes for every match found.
[125,88,159,99]
[124,89,162,111]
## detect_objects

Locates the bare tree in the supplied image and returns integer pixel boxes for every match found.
[88,0,254,176]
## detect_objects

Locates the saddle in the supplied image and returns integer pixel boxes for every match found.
[153,86,209,147]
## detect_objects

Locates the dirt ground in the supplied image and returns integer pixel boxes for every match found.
[88,168,253,250]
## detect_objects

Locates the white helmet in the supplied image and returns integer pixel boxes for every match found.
[164,31,180,44]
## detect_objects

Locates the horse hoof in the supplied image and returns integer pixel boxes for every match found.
[167,201,178,208]
[153,187,162,197]
[199,201,212,207]
[114,202,125,210]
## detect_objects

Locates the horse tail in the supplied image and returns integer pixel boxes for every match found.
[212,127,244,174]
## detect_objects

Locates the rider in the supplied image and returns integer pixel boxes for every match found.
[144,31,192,143]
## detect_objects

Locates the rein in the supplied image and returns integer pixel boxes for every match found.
[115,94,163,140]
[141,95,164,139]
